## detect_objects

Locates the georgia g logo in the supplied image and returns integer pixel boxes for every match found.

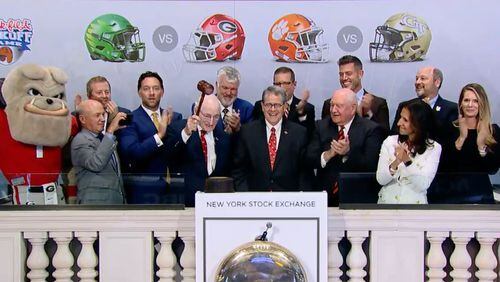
[218,21,237,34]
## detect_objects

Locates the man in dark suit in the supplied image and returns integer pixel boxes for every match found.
[233,86,312,191]
[71,100,126,204]
[321,55,389,132]
[167,95,232,207]
[118,71,182,204]
[252,67,315,137]
[390,66,457,135]
[214,66,254,133]
[308,88,385,206]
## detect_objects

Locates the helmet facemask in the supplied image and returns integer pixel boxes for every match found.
[289,27,328,63]
[108,28,145,62]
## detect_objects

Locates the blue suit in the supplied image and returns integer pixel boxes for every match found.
[117,106,182,204]
[167,120,232,207]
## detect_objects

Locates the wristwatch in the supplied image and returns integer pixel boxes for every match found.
[404,160,413,166]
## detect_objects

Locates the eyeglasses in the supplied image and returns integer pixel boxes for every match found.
[263,103,284,109]
[273,81,293,86]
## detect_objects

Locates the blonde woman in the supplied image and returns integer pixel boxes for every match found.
[439,83,499,203]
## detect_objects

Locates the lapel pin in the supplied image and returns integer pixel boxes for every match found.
[435,106,441,112]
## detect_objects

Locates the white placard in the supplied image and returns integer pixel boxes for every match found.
[195,191,328,282]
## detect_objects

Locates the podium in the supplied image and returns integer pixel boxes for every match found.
[195,191,328,281]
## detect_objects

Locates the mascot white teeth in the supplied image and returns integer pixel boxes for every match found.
[0,64,78,205]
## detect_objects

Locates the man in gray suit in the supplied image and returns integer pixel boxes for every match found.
[71,99,127,204]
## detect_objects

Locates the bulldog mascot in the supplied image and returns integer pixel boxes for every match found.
[0,64,77,204]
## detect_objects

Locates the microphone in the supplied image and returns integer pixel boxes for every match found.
[257,222,273,241]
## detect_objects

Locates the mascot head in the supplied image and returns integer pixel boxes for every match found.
[2,64,71,146]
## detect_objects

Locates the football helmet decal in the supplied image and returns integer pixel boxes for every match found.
[268,13,329,63]
[183,14,246,62]
[370,13,432,62]
[84,14,145,62]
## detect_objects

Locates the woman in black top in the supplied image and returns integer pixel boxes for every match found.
[438,83,499,203]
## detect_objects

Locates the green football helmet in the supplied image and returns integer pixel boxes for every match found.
[84,14,145,62]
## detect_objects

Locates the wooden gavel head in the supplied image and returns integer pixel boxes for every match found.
[197,80,214,95]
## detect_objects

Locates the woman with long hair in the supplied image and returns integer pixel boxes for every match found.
[438,83,499,203]
[377,100,441,204]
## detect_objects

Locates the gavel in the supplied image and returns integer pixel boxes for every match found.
[195,80,214,116]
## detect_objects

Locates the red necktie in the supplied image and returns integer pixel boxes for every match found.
[200,130,207,164]
[332,125,345,195]
[268,127,277,170]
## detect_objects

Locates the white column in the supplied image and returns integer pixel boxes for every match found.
[24,231,49,282]
[328,231,344,282]
[75,231,98,282]
[50,231,74,282]
[475,232,499,282]
[425,231,448,282]
[179,231,195,282]
[346,230,368,282]
[154,231,177,281]
[449,231,473,282]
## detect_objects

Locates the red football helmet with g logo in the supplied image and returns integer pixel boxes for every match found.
[183,14,246,62]
[268,13,329,63]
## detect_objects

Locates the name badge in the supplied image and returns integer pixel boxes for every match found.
[43,183,58,204]
[36,145,44,159]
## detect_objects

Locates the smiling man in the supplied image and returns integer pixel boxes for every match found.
[167,95,232,207]
[233,86,312,192]
[307,88,385,206]
[321,55,389,132]
[390,66,457,134]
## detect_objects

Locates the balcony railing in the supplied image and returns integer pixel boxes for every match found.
[0,205,499,282]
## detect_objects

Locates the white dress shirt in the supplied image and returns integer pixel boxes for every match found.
[181,126,216,175]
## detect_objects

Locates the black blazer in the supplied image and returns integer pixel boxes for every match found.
[306,115,385,206]
[252,96,315,138]
[321,89,390,132]
[390,96,458,135]
[167,120,232,207]
[233,119,312,191]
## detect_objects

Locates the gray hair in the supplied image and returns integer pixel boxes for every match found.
[261,85,286,104]
[217,66,241,84]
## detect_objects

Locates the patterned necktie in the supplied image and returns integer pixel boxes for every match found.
[222,108,229,121]
[268,127,277,170]
[151,112,160,131]
[332,125,345,195]
[337,125,345,141]
[200,130,208,164]
[284,102,290,118]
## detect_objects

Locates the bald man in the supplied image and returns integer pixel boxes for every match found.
[391,66,457,134]
[307,88,385,206]
[71,100,127,204]
[167,95,233,207]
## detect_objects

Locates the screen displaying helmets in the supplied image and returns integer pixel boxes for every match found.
[268,13,329,63]
[183,14,246,62]
[84,14,146,63]
[369,12,432,62]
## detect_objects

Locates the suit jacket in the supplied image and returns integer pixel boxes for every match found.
[306,115,385,206]
[233,119,312,191]
[167,120,232,207]
[117,106,182,204]
[390,95,458,135]
[321,89,390,132]
[71,128,124,204]
[252,96,316,137]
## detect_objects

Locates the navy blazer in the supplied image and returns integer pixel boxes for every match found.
[391,96,458,135]
[233,119,312,191]
[167,120,232,207]
[306,115,385,206]
[252,96,315,137]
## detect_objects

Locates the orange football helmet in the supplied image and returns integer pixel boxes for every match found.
[268,14,329,63]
